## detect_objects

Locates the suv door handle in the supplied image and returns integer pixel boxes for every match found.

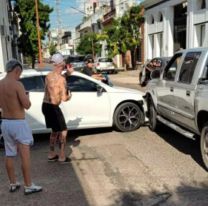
[170,87,174,92]
[186,90,190,96]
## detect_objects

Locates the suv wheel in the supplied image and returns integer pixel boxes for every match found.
[200,123,208,170]
[114,102,144,132]
[149,100,158,131]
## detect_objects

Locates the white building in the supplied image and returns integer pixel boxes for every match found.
[0,0,14,72]
[114,0,136,18]
[143,0,208,61]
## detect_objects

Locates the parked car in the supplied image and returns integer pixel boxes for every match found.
[0,69,146,134]
[144,47,208,170]
[95,57,116,73]
[65,55,85,71]
[139,57,170,86]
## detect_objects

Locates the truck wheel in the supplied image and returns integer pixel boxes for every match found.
[113,102,144,132]
[200,123,208,170]
[149,100,158,131]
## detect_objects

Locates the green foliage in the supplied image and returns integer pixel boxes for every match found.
[102,5,144,58]
[76,32,102,56]
[15,0,53,66]
[49,42,57,56]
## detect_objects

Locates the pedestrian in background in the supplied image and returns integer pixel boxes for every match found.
[82,57,112,85]
[82,57,105,80]
[0,59,42,195]
[42,53,71,163]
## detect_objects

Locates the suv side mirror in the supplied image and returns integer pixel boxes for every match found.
[150,69,161,79]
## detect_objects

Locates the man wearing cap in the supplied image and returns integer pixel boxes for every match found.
[82,57,105,80]
[42,53,71,163]
[0,59,42,194]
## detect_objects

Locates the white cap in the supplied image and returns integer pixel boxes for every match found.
[51,53,64,64]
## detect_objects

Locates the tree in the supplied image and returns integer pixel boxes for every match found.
[49,42,57,56]
[103,5,144,69]
[76,32,102,58]
[15,0,53,68]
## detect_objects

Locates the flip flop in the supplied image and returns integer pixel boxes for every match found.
[58,157,71,164]
[48,155,59,162]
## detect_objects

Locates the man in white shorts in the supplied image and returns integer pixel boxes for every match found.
[0,59,42,195]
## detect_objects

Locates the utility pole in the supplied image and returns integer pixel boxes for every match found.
[35,0,42,64]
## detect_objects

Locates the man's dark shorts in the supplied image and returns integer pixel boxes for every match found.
[42,102,67,132]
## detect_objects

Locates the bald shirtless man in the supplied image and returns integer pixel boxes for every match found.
[42,53,71,163]
[0,59,42,195]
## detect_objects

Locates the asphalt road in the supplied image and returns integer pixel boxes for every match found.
[0,74,208,206]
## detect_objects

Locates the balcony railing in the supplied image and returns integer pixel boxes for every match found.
[102,8,116,25]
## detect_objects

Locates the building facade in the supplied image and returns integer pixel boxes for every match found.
[143,0,208,61]
[0,0,17,72]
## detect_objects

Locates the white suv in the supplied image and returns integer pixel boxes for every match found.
[95,57,116,73]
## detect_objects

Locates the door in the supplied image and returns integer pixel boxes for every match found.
[63,75,111,129]
[157,53,183,121]
[20,75,46,132]
[173,51,201,130]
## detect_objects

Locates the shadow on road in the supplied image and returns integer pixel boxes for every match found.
[152,124,206,171]
[110,181,208,206]
[0,130,102,206]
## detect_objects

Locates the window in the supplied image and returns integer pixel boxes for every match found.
[196,0,206,9]
[98,58,112,62]
[149,34,154,58]
[20,76,45,92]
[195,24,205,47]
[158,32,163,56]
[201,0,206,9]
[66,76,100,92]
[158,12,163,22]
[200,24,205,46]
[163,53,182,81]
[150,15,154,24]
[178,52,201,84]
[147,58,162,69]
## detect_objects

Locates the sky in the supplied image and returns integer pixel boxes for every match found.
[43,0,143,31]
[43,0,85,30]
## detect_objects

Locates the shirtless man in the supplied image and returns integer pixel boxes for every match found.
[42,53,71,163]
[0,59,42,195]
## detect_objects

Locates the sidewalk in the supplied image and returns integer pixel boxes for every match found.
[109,69,140,85]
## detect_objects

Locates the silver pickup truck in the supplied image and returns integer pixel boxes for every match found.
[145,47,208,170]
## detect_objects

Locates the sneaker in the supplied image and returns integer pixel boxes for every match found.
[24,183,42,195]
[9,182,21,192]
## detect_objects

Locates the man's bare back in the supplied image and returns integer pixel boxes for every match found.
[43,71,70,105]
[0,76,31,119]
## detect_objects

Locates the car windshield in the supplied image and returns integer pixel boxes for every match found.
[99,58,112,62]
